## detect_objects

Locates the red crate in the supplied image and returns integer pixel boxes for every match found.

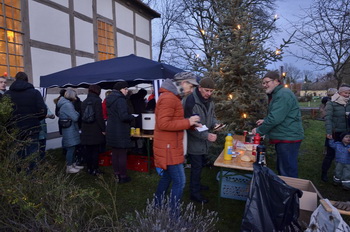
[98,151,112,166]
[127,155,154,172]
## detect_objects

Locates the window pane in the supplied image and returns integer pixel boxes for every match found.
[9,54,15,65]
[7,42,14,53]
[0,65,7,75]
[16,55,23,66]
[9,66,17,77]
[0,30,5,40]
[14,32,22,43]
[6,18,13,30]
[15,44,22,55]
[0,54,6,65]
[0,41,6,52]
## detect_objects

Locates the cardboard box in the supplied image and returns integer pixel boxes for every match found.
[279,176,323,224]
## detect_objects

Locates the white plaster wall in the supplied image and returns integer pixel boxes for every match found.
[115,2,133,34]
[31,48,71,87]
[135,13,149,41]
[73,0,92,17]
[117,32,134,56]
[51,0,68,7]
[76,56,94,66]
[74,18,94,53]
[29,0,70,48]
[97,0,113,19]
[136,41,150,59]
[29,1,70,47]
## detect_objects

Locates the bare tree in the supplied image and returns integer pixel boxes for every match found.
[283,63,302,83]
[292,0,350,87]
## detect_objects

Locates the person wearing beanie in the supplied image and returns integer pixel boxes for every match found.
[4,71,47,168]
[252,71,304,178]
[323,85,350,181]
[183,76,221,203]
[106,81,134,183]
[329,132,350,190]
[153,78,201,212]
[81,84,106,176]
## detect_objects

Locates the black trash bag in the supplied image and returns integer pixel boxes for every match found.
[240,163,303,232]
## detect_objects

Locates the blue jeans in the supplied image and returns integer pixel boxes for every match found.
[66,146,76,166]
[275,142,301,178]
[155,163,186,209]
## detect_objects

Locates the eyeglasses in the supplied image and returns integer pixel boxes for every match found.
[262,80,273,86]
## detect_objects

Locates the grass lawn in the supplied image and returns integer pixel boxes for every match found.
[47,118,350,231]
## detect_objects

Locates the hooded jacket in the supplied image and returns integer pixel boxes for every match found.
[57,97,80,148]
[106,90,134,148]
[5,79,47,133]
[153,79,191,170]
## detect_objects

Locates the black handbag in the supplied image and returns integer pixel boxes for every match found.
[59,118,72,128]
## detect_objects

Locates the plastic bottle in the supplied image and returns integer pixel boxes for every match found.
[224,133,233,161]
[256,140,266,165]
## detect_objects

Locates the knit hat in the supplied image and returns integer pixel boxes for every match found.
[174,72,199,86]
[88,84,101,95]
[113,81,128,90]
[338,86,350,93]
[327,88,337,96]
[340,131,350,141]
[199,77,215,89]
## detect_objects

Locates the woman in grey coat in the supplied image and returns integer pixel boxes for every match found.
[106,81,134,183]
[57,89,83,174]
[322,86,350,181]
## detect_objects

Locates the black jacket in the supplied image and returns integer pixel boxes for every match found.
[106,90,134,148]
[81,93,106,145]
[5,80,47,133]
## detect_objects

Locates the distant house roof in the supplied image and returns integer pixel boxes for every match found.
[124,0,160,18]
[303,80,337,90]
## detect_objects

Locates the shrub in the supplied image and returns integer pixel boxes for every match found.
[125,197,218,232]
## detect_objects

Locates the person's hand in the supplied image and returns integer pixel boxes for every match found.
[208,133,217,142]
[326,134,333,139]
[189,115,200,126]
[252,128,257,135]
[102,132,106,135]
[47,114,55,119]
[256,119,264,126]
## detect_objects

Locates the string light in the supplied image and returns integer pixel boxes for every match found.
[242,113,247,119]
[237,25,241,30]
[200,29,206,35]
[228,94,233,100]
[275,49,281,55]
[274,14,278,20]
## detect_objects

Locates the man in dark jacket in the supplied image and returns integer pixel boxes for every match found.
[5,71,47,159]
[184,77,219,204]
[106,81,134,183]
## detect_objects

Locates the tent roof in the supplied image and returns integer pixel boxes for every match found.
[40,54,183,89]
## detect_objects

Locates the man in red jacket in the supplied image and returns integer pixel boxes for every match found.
[153,78,200,211]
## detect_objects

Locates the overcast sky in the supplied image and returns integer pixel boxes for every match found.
[268,0,317,73]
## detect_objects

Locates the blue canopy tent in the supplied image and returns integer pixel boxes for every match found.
[40,54,184,89]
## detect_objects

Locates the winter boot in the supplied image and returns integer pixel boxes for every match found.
[66,165,80,174]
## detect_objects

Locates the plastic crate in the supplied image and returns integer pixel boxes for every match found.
[216,171,252,201]
[127,155,154,172]
[98,151,112,166]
